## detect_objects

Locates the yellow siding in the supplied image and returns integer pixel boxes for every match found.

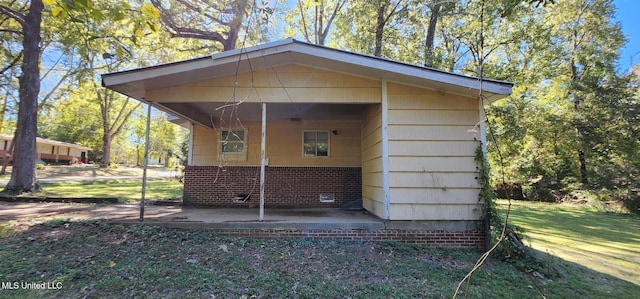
[389,204,483,221]
[389,188,480,204]
[146,65,382,104]
[386,82,481,221]
[361,104,384,218]
[191,119,362,167]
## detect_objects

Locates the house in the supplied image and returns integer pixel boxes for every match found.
[102,39,512,246]
[0,134,91,165]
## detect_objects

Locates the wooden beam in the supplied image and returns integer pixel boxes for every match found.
[381,80,390,220]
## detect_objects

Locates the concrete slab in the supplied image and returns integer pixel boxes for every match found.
[0,202,384,230]
[0,202,481,231]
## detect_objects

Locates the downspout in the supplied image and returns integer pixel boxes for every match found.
[140,102,152,222]
[381,80,390,220]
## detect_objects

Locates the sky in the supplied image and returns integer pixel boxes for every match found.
[614,0,640,72]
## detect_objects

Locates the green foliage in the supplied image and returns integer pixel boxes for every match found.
[476,145,527,258]
[35,163,45,170]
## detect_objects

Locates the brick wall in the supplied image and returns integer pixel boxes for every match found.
[212,229,484,248]
[184,166,362,207]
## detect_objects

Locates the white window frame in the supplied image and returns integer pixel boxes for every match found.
[302,130,330,157]
[218,129,248,161]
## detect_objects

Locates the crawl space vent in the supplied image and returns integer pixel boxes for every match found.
[319,194,335,203]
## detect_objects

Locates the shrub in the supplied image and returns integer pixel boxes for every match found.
[35,163,46,170]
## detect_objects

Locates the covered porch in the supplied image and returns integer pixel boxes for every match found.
[180,101,372,210]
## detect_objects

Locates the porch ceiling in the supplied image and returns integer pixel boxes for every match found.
[163,102,368,126]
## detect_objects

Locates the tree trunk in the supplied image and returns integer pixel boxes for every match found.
[374,2,387,57]
[3,0,43,194]
[136,144,141,166]
[571,49,588,184]
[424,2,441,67]
[577,148,588,184]
[102,133,111,165]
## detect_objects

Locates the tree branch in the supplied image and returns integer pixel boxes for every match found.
[0,4,25,27]
[0,51,22,76]
[174,0,228,25]
[319,0,345,41]
[297,0,310,43]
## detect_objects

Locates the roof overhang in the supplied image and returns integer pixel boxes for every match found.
[102,39,513,126]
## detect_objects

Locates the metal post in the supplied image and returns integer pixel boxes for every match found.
[259,102,266,221]
[140,102,152,222]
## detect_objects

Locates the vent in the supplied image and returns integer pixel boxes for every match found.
[319,194,335,203]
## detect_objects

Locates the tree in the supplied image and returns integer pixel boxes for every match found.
[131,109,183,167]
[286,0,345,45]
[47,0,160,165]
[0,0,43,193]
[423,1,441,66]
[150,0,252,51]
[546,0,624,185]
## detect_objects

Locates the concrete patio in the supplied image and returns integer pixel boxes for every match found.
[0,201,478,231]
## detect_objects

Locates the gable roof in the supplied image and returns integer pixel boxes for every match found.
[102,39,513,128]
[102,38,512,102]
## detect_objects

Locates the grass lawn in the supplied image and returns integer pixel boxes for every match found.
[0,201,638,298]
[36,179,183,202]
[496,199,640,287]
[0,165,176,181]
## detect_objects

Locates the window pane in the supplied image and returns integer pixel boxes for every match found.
[303,142,316,156]
[222,130,243,142]
[316,142,328,156]
[222,141,243,153]
[303,131,316,143]
[316,131,329,142]
[221,129,245,154]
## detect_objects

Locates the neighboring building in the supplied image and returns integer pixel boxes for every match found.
[0,134,91,165]
[102,39,512,246]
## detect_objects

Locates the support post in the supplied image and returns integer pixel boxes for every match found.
[381,80,390,220]
[479,98,487,155]
[140,102,152,222]
[259,102,266,221]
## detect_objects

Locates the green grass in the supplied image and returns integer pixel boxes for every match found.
[0,201,639,298]
[496,200,640,288]
[0,221,579,298]
[35,179,183,202]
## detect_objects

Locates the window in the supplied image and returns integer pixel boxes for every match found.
[218,129,248,161]
[303,131,329,157]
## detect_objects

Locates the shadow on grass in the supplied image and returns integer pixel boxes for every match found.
[0,219,639,298]
[498,200,640,287]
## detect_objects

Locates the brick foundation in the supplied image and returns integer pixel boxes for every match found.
[184,166,362,208]
[209,229,485,248]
